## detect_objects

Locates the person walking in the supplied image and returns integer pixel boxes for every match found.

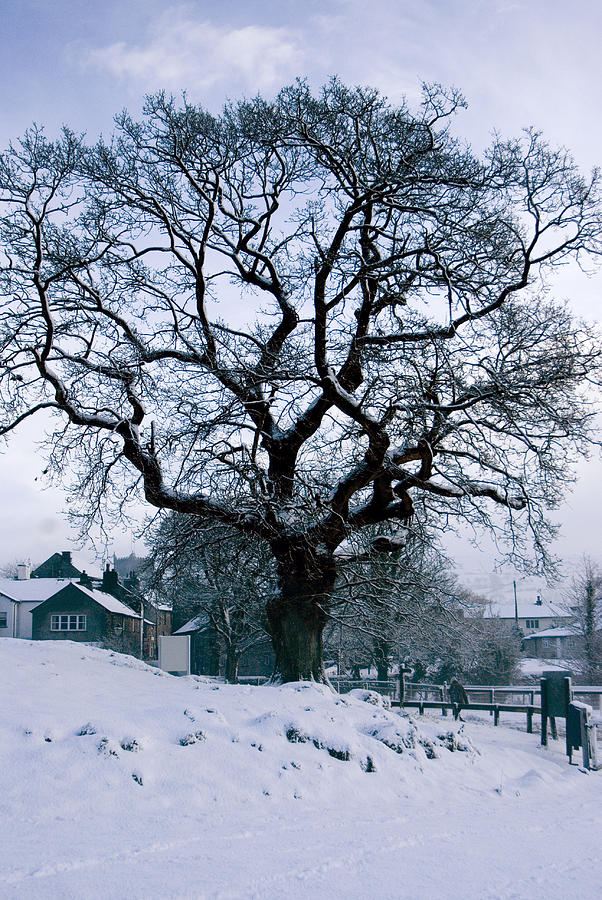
[448,678,469,721]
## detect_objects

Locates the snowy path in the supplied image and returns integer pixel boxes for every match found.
[3,775,601,900]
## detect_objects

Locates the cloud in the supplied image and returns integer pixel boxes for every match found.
[82,9,305,93]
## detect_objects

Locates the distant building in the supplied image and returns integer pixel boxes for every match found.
[463,572,571,632]
[32,550,83,580]
[0,549,170,659]
[174,614,221,676]
[112,552,147,580]
[522,626,582,660]
[31,582,142,655]
[0,574,80,639]
[98,564,172,658]
[467,575,572,635]
[483,598,571,635]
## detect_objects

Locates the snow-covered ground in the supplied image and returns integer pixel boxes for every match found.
[1,639,601,899]
[520,657,573,678]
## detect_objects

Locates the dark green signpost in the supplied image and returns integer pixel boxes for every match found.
[540,671,572,747]
[541,671,599,770]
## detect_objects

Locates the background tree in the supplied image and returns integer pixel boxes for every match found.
[564,556,602,683]
[1,80,601,681]
[330,535,469,680]
[335,542,522,684]
[147,516,274,682]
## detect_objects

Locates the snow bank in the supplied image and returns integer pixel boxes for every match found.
[0,640,474,814]
[2,639,601,900]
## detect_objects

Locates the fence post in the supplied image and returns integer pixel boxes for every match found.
[541,677,548,746]
[578,706,599,771]
[580,707,590,769]
[564,678,573,758]
[585,711,599,770]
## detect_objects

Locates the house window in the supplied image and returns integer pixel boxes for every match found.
[50,614,87,631]
[0,611,7,628]
[526,620,540,630]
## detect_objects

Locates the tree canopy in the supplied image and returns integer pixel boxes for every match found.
[1,79,601,680]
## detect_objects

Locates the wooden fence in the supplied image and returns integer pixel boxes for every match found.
[392,698,540,731]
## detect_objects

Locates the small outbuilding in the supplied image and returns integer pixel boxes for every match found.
[174,614,275,680]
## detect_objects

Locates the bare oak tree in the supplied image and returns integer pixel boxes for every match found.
[1,80,601,681]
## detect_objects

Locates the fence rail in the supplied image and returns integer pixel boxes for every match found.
[392,699,541,732]
[404,681,602,710]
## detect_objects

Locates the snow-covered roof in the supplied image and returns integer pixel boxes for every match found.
[0,577,79,603]
[0,578,140,618]
[522,626,578,641]
[68,585,140,618]
[461,571,566,610]
[25,582,140,618]
[484,600,570,620]
[174,613,210,634]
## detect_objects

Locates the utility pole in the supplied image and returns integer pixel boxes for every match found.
[140,598,144,659]
[513,580,519,628]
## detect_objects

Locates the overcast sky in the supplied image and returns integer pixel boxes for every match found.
[1,0,601,577]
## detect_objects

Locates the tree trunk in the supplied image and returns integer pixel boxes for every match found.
[225,646,240,684]
[266,544,336,683]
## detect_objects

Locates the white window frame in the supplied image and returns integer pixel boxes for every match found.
[50,614,87,632]
[0,611,7,628]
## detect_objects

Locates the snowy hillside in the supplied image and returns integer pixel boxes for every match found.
[1,639,601,899]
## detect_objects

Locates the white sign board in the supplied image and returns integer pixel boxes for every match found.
[159,635,191,675]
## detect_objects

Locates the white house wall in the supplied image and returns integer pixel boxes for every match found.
[16,601,38,638]
[0,595,41,638]
[0,594,16,637]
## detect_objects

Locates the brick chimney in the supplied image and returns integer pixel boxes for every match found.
[78,570,93,589]
[102,563,121,598]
